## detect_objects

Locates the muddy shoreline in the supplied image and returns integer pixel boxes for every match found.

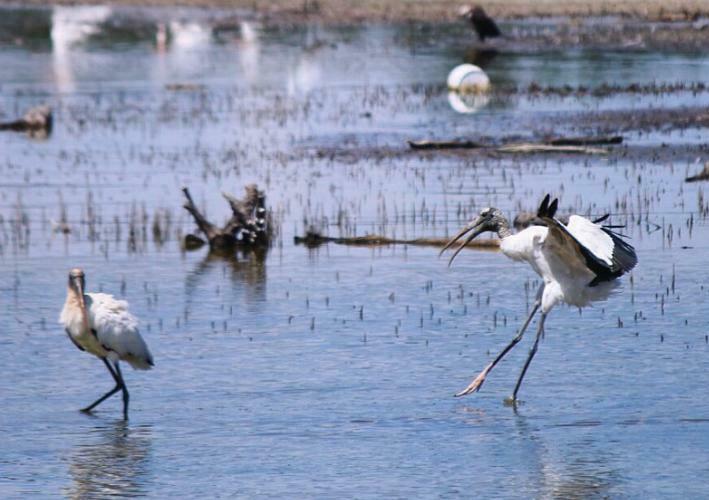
[2,2,706,52]
[2,0,708,24]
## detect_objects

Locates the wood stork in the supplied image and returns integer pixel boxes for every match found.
[441,195,637,402]
[461,6,502,43]
[59,268,153,419]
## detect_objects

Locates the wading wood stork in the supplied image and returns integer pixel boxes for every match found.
[461,6,502,43]
[59,268,153,419]
[441,195,637,402]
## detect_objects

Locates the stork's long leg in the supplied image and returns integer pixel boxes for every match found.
[113,361,130,420]
[455,301,540,397]
[81,358,123,415]
[511,312,547,402]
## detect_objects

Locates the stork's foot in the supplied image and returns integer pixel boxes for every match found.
[79,407,93,414]
[503,396,521,406]
[455,362,493,397]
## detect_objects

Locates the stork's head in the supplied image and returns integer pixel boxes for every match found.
[459,5,485,19]
[440,207,507,265]
[68,268,86,299]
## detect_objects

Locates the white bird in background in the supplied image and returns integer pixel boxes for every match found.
[59,268,153,419]
[169,21,211,50]
[237,21,261,84]
[50,5,112,93]
[155,22,168,53]
[441,194,637,402]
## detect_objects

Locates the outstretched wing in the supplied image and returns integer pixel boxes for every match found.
[537,195,637,285]
[567,215,637,279]
[85,293,154,370]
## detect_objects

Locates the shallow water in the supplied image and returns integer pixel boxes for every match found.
[1,6,709,498]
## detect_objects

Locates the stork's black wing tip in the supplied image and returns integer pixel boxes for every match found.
[537,194,551,217]
[593,213,610,224]
[548,198,559,219]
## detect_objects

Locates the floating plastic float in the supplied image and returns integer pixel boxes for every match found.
[446,63,490,113]
[446,63,490,93]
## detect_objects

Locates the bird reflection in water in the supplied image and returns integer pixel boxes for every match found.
[64,420,152,499]
[511,413,620,499]
[465,48,499,69]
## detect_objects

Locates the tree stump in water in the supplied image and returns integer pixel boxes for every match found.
[182,185,271,253]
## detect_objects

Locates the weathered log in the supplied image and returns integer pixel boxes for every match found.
[548,135,623,146]
[182,185,271,252]
[294,230,499,250]
[407,139,483,150]
[407,135,622,152]
[685,163,709,183]
[497,143,608,154]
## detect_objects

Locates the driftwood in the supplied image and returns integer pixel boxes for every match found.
[547,135,622,146]
[165,83,205,92]
[497,144,608,154]
[407,139,483,150]
[407,135,622,154]
[182,184,271,253]
[0,105,53,138]
[294,231,499,250]
[685,163,709,183]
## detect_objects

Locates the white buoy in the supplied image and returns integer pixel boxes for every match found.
[447,63,490,93]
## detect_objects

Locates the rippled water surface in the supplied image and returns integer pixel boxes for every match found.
[1,6,709,498]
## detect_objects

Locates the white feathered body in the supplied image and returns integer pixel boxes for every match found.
[59,292,153,370]
[499,217,620,312]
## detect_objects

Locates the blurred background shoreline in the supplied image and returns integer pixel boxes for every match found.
[1,0,708,24]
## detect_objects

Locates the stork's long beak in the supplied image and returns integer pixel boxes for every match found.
[439,216,488,266]
[73,277,85,308]
[72,276,89,331]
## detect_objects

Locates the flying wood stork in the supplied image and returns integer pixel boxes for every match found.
[441,195,637,402]
[59,268,153,419]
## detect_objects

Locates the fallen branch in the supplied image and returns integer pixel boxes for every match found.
[294,231,499,249]
[497,143,608,154]
[407,139,483,150]
[182,187,221,242]
[407,135,622,153]
[547,135,623,146]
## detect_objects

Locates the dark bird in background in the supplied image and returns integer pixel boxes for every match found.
[461,5,502,42]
